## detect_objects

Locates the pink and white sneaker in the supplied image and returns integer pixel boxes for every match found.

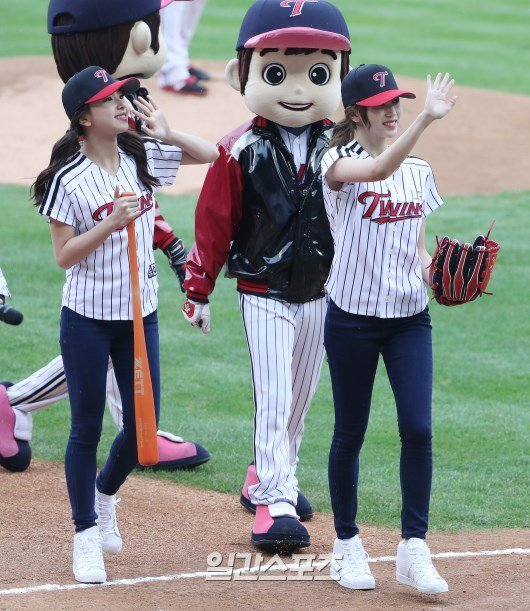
[240,463,313,520]
[0,384,18,459]
[251,503,310,552]
[137,430,211,471]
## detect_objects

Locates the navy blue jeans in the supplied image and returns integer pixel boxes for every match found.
[60,307,160,532]
[324,300,433,540]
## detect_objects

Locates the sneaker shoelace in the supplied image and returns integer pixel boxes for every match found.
[343,539,370,574]
[408,545,442,581]
[98,496,121,535]
[77,536,103,567]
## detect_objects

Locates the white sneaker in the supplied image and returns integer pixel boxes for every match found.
[396,538,449,594]
[95,486,123,555]
[73,526,106,583]
[330,535,376,590]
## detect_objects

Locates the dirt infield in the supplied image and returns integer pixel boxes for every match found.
[0,463,528,609]
[1,56,529,198]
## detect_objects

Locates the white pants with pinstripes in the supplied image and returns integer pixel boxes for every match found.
[239,294,326,506]
[5,356,124,441]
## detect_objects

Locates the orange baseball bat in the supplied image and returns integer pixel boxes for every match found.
[125,195,158,466]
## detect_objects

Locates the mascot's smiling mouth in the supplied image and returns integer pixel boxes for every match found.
[279,102,313,111]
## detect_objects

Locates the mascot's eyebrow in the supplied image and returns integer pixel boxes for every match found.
[259,48,338,59]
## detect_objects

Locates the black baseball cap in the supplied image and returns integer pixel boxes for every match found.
[342,64,416,108]
[236,0,350,52]
[48,0,177,34]
[62,66,140,119]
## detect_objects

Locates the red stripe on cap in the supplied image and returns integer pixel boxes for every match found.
[357,89,416,107]
[85,77,140,104]
[245,27,350,52]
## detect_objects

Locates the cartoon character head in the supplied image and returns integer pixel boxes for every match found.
[225,0,351,128]
[47,0,179,82]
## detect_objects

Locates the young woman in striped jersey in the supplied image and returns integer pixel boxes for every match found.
[31,66,217,584]
[321,65,456,595]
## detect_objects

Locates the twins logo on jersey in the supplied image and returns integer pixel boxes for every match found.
[358,191,423,224]
[92,193,154,229]
[280,0,318,18]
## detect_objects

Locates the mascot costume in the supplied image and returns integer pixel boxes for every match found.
[182,0,351,551]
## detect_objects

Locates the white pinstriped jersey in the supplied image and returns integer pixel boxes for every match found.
[321,139,443,318]
[0,266,10,297]
[39,139,181,320]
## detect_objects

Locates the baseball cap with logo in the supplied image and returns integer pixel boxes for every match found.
[342,64,416,108]
[236,0,350,52]
[62,66,140,119]
[48,0,180,34]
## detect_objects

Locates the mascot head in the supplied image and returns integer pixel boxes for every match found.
[47,0,180,82]
[225,0,351,128]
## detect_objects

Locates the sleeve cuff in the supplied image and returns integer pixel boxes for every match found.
[186,292,209,304]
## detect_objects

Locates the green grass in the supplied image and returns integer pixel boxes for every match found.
[1,1,530,94]
[1,184,528,532]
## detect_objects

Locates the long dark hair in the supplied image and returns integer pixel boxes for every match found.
[31,106,160,206]
[329,105,370,148]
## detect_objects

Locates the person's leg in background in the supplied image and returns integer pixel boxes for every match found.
[159,0,208,95]
[181,0,209,82]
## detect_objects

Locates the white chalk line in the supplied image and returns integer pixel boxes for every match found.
[1,547,528,597]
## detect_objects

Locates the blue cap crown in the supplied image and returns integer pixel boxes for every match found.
[48,0,162,34]
[236,0,350,52]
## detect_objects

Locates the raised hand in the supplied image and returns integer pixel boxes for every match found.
[424,73,457,120]
[132,96,171,141]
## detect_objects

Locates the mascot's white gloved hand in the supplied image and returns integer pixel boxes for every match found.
[181,298,211,334]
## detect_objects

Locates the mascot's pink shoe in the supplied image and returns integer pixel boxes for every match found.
[240,463,314,521]
[137,430,211,471]
[0,382,32,473]
[0,384,18,459]
[251,503,310,552]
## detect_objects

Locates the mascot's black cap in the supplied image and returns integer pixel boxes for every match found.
[48,0,176,34]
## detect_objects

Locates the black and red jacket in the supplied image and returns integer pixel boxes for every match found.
[185,116,334,304]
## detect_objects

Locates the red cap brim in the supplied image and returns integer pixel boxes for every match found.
[85,77,140,105]
[356,89,416,107]
[245,27,351,52]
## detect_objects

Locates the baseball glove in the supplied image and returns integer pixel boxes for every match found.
[429,222,500,306]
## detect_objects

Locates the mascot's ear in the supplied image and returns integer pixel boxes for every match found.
[131,21,152,56]
[225,58,241,92]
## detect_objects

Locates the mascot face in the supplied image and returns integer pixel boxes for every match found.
[227,0,350,128]
[243,48,342,128]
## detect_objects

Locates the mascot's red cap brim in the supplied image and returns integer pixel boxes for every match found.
[245,27,351,52]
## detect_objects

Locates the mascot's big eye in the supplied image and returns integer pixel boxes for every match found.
[263,63,286,85]
[309,63,331,86]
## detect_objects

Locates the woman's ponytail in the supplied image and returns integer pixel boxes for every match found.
[329,105,369,148]
[31,108,86,206]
